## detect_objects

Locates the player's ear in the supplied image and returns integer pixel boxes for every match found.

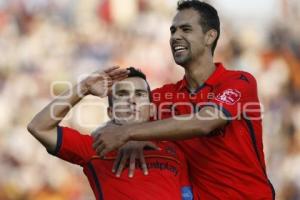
[205,29,218,46]
[107,107,113,119]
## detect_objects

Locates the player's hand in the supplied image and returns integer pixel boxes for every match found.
[92,125,130,158]
[112,141,160,178]
[81,66,129,97]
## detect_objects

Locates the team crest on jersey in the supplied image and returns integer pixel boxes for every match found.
[215,89,241,105]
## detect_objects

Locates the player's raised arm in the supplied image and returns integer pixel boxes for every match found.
[27,66,128,153]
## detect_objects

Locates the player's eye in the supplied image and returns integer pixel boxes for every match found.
[136,91,147,97]
[116,91,130,97]
[182,28,191,32]
[170,27,176,34]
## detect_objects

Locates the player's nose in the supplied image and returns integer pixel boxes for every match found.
[128,94,137,104]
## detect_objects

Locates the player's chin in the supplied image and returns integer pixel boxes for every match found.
[173,53,189,64]
[128,117,148,124]
[174,57,189,66]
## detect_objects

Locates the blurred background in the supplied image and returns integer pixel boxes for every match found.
[0,0,299,199]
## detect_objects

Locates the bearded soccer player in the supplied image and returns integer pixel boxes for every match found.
[92,1,275,199]
[27,67,193,200]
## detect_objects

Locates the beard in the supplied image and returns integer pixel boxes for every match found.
[173,49,192,67]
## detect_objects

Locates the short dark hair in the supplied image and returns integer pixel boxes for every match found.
[177,0,220,55]
[108,67,151,107]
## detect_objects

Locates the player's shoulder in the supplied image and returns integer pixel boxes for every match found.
[151,80,183,94]
[60,126,93,142]
[222,68,257,85]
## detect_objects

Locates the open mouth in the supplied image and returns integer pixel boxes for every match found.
[173,45,188,55]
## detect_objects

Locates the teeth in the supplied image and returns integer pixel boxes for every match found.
[174,46,186,51]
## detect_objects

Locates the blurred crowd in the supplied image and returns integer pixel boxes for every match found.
[0,0,299,199]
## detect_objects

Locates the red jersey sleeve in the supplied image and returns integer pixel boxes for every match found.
[206,72,260,121]
[47,126,94,166]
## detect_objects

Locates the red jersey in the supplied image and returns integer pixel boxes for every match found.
[152,63,275,200]
[48,126,193,200]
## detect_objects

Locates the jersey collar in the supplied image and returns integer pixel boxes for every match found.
[177,63,226,92]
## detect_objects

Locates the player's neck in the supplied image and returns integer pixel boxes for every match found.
[184,55,215,90]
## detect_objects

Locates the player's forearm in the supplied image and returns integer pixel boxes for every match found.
[127,107,227,141]
[128,116,210,141]
[27,83,88,133]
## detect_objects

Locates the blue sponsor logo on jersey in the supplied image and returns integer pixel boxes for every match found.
[181,186,193,200]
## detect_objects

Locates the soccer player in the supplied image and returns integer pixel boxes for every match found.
[92,1,275,199]
[27,67,193,200]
